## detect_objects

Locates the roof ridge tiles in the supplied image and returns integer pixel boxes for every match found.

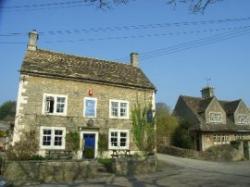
[22,48,156,90]
[34,48,131,67]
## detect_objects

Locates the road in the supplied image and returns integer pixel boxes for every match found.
[24,154,250,187]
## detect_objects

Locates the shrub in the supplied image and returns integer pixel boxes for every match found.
[98,158,113,172]
[6,130,38,160]
[230,140,241,150]
[84,148,94,159]
[202,144,240,161]
[98,133,108,157]
[30,155,45,160]
[0,130,7,137]
[66,131,80,153]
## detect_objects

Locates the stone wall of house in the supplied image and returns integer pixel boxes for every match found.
[201,133,250,151]
[234,101,250,125]
[13,75,154,154]
[205,99,227,124]
[3,160,102,186]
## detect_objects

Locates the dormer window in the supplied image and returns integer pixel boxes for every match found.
[237,114,249,125]
[209,112,223,123]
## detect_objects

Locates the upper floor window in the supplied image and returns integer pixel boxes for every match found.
[43,94,67,115]
[237,114,249,125]
[40,126,66,150]
[209,112,223,123]
[109,129,129,150]
[109,99,129,119]
[84,97,97,118]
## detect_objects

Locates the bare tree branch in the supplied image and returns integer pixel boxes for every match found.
[83,0,223,13]
[167,0,223,13]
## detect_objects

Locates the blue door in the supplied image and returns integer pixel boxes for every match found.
[83,134,95,159]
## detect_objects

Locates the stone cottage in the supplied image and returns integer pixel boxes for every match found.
[174,87,250,151]
[12,30,156,159]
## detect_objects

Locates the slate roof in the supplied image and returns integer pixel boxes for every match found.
[21,49,156,90]
[180,96,213,114]
[177,96,250,132]
[219,100,241,115]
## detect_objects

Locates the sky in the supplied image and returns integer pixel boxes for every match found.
[0,0,250,109]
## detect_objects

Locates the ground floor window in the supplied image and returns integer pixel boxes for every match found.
[213,134,229,145]
[40,126,66,149]
[109,129,129,150]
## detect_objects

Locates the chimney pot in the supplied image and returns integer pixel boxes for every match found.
[27,30,38,51]
[201,86,214,99]
[130,52,139,67]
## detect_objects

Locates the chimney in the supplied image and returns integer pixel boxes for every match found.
[27,30,38,51]
[130,52,139,67]
[201,86,214,99]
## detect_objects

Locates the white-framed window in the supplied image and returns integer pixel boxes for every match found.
[235,134,243,140]
[237,114,249,125]
[83,97,97,118]
[40,126,66,150]
[213,134,229,145]
[42,94,67,116]
[209,112,223,123]
[109,129,129,150]
[109,99,129,119]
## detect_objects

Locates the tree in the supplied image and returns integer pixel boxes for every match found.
[84,0,223,13]
[0,101,16,121]
[172,120,194,149]
[156,102,178,147]
[167,0,222,13]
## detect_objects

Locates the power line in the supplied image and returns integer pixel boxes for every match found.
[114,26,250,61]
[139,27,250,61]
[0,25,249,44]
[1,16,250,37]
[44,25,250,43]
[1,27,250,63]
[0,0,87,11]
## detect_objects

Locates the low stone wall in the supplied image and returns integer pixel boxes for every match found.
[112,155,157,176]
[158,145,201,159]
[3,160,99,186]
[158,144,245,161]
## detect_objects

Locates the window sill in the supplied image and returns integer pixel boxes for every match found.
[42,113,67,117]
[84,116,97,119]
[109,147,129,150]
[40,146,65,150]
[109,116,129,120]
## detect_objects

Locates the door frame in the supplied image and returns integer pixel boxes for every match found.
[80,130,99,158]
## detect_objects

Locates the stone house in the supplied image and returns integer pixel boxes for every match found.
[12,31,156,159]
[174,87,250,151]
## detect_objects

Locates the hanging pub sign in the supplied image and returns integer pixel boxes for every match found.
[147,109,153,123]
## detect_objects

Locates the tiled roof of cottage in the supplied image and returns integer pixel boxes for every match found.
[21,49,156,90]
[180,96,213,113]
[178,96,250,132]
[180,96,241,116]
[219,100,241,114]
